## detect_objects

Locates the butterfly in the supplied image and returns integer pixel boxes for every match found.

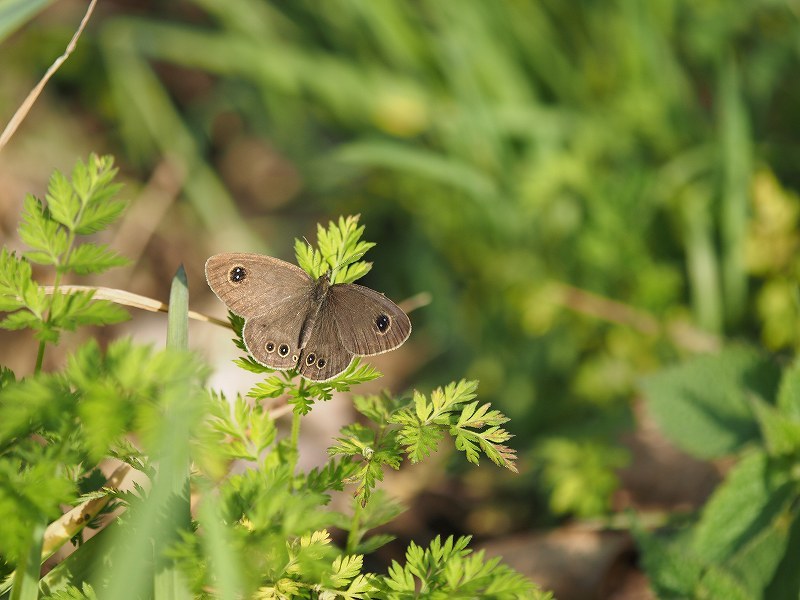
[205,253,411,381]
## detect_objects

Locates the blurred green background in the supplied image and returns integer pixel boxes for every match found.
[3,0,800,561]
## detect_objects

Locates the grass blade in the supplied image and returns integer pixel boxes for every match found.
[167,264,189,350]
[197,486,244,600]
[0,0,54,44]
[9,521,45,600]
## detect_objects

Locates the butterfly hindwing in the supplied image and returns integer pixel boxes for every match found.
[297,300,354,381]
[205,253,312,319]
[329,283,411,356]
[242,296,315,370]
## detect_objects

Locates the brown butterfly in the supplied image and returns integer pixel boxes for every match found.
[205,253,411,381]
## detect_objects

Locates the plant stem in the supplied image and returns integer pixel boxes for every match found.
[346,503,362,555]
[9,519,46,600]
[34,270,62,374]
[33,173,88,373]
[34,342,46,374]
[289,411,302,472]
[289,376,305,473]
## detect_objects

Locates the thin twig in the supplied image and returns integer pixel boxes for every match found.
[398,291,432,313]
[555,282,720,353]
[43,285,232,329]
[557,283,661,335]
[0,0,99,152]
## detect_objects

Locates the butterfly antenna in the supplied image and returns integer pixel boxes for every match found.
[301,235,332,280]
[329,253,358,280]
[335,248,369,272]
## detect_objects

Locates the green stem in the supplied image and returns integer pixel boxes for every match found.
[10,519,46,600]
[33,178,86,372]
[290,410,302,450]
[33,270,63,374]
[288,376,305,474]
[34,342,46,374]
[346,502,362,555]
[345,425,385,554]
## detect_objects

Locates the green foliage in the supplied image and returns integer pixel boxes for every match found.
[641,346,780,458]
[536,438,629,517]
[0,154,129,352]
[329,380,517,508]
[246,358,381,415]
[343,490,403,555]
[376,535,550,599]
[200,392,277,464]
[244,222,518,511]
[23,155,125,261]
[0,163,540,598]
[294,215,375,284]
[0,338,206,562]
[330,421,400,507]
[42,582,97,600]
[391,380,517,472]
[639,346,800,598]
[10,0,800,592]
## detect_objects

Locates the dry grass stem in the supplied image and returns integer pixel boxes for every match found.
[43,285,231,328]
[41,463,130,561]
[0,0,99,152]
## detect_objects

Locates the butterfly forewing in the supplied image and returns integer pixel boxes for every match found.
[330,284,411,356]
[297,304,354,381]
[205,253,312,319]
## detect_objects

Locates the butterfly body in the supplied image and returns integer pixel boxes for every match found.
[205,253,411,381]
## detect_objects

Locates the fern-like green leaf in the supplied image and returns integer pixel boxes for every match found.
[390,380,518,471]
[48,291,129,331]
[202,393,277,463]
[395,417,443,464]
[296,215,375,284]
[302,359,381,405]
[0,250,46,316]
[41,582,98,600]
[19,195,68,265]
[68,155,126,235]
[375,535,539,598]
[0,310,42,332]
[248,374,292,400]
[0,250,44,316]
[63,243,129,275]
[352,393,397,425]
[45,169,81,230]
[294,238,327,279]
[327,554,364,588]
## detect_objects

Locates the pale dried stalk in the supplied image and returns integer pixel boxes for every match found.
[43,284,231,328]
[41,463,130,561]
[0,0,99,152]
